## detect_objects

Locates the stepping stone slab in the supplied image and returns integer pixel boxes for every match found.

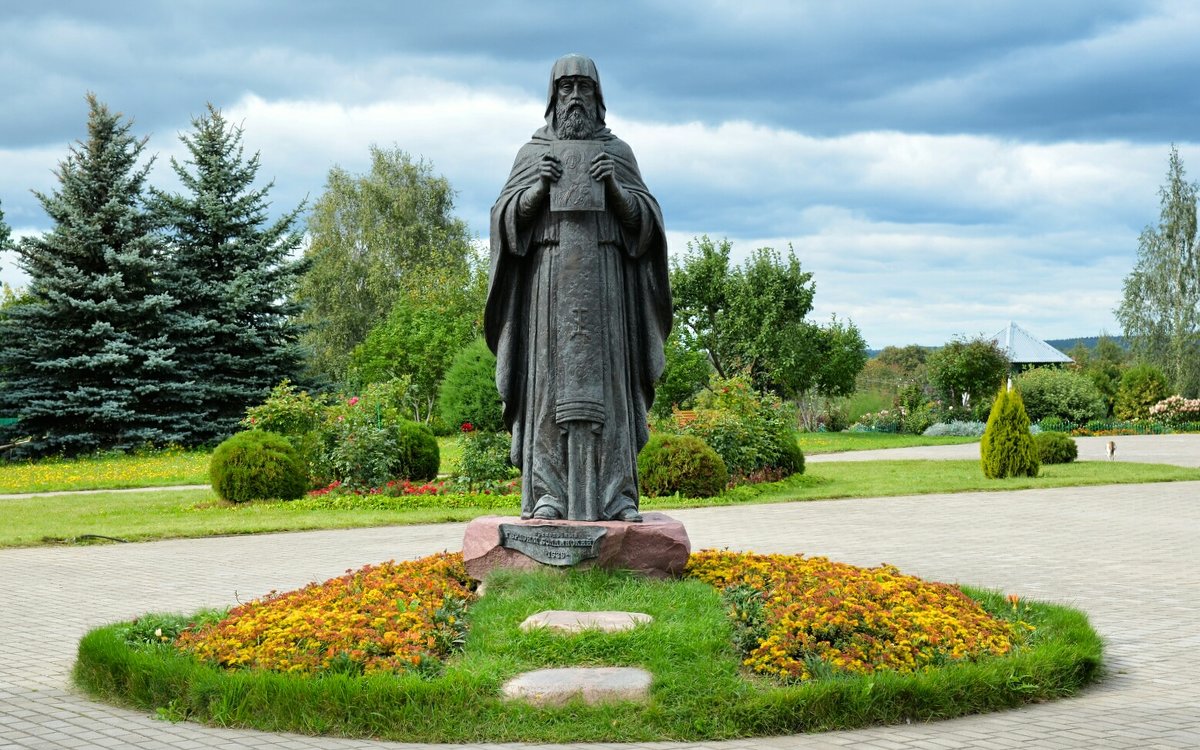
[521,610,652,633]
[502,667,652,706]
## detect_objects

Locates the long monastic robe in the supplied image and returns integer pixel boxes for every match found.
[485,61,670,521]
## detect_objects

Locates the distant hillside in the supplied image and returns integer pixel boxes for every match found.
[1046,336,1128,354]
[867,336,1127,358]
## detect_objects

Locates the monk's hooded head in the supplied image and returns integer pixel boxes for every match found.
[545,54,606,140]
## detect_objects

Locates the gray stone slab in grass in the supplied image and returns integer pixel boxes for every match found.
[520,609,653,633]
[502,666,652,706]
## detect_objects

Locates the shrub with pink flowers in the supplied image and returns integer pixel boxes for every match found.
[1148,395,1200,428]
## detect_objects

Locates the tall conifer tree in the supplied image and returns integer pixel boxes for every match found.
[151,104,306,443]
[0,96,190,455]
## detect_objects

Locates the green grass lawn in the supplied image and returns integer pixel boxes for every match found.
[795,432,978,454]
[0,439,470,494]
[0,433,967,495]
[6,459,1197,548]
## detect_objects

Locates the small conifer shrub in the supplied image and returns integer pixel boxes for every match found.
[638,434,729,498]
[1034,431,1078,464]
[210,430,307,502]
[438,338,504,434]
[980,388,1040,479]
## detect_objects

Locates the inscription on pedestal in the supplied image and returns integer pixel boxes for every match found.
[498,524,608,566]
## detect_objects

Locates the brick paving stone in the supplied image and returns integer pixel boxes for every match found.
[1,451,1198,748]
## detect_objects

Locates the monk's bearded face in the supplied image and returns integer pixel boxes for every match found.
[554,76,597,140]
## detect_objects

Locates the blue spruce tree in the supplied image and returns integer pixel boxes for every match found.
[0,96,192,455]
[150,105,307,444]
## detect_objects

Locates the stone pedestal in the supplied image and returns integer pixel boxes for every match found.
[462,512,690,581]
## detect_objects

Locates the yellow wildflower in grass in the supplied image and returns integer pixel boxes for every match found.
[686,550,1021,682]
[0,447,210,493]
[176,552,474,676]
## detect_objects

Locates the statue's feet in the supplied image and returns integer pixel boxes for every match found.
[614,507,643,523]
[532,506,562,520]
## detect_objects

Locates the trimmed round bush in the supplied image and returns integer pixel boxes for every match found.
[210,430,307,502]
[1034,431,1077,464]
[396,421,440,481]
[980,389,1039,479]
[438,338,504,434]
[638,434,728,498]
[770,431,805,476]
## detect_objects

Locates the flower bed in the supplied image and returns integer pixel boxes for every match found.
[156,550,1024,683]
[176,553,473,675]
[687,550,1021,680]
[75,552,1101,742]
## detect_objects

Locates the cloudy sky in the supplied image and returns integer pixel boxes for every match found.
[2,0,1197,348]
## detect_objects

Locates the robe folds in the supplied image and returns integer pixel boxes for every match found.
[485,125,671,520]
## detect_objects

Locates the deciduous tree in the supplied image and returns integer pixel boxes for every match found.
[297,148,475,382]
[1116,146,1200,397]
[348,264,486,422]
[926,336,1009,416]
[671,237,863,401]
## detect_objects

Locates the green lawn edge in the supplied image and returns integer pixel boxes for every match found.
[0,434,978,494]
[7,460,1199,548]
[73,572,1103,742]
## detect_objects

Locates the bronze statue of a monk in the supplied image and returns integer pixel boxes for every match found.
[485,54,671,523]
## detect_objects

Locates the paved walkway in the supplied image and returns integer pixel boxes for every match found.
[2,453,1199,747]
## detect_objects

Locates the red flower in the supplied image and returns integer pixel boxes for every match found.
[347,396,360,406]
[461,422,474,432]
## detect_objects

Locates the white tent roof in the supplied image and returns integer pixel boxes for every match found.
[990,321,1073,364]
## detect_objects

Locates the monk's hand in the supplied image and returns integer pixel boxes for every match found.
[591,153,638,222]
[538,153,563,185]
[519,154,562,219]
[590,153,621,193]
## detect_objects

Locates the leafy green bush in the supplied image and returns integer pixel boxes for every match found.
[980,389,1039,479]
[454,429,513,491]
[1114,364,1169,420]
[681,374,795,477]
[241,380,327,437]
[771,431,805,476]
[241,381,330,482]
[323,397,439,488]
[900,400,939,435]
[1015,367,1107,424]
[1037,416,1070,433]
[209,431,307,502]
[438,338,504,434]
[395,421,440,481]
[1033,431,1077,464]
[638,434,728,497]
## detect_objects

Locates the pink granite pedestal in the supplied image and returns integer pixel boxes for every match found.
[462,512,690,581]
